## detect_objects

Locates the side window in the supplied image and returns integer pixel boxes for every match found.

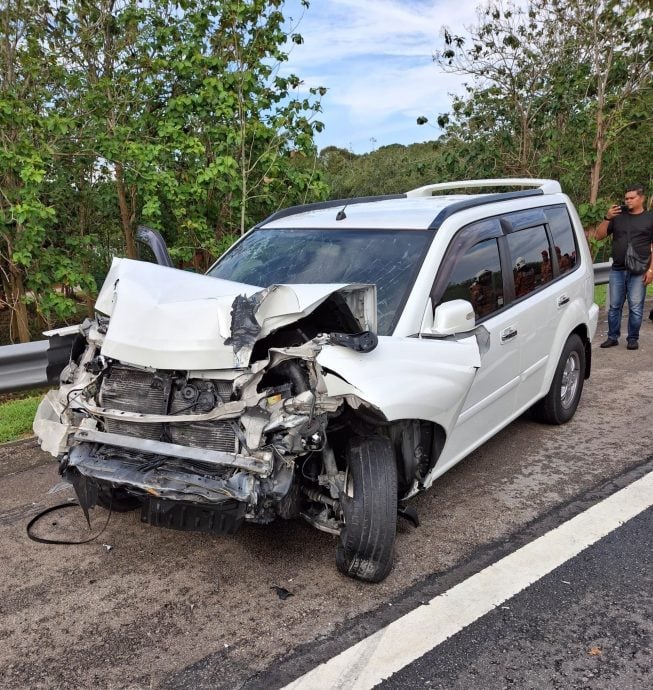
[439,238,504,320]
[505,225,553,298]
[545,206,578,275]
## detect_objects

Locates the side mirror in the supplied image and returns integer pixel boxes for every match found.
[421,299,475,337]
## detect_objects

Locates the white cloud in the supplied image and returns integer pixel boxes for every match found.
[281,0,489,152]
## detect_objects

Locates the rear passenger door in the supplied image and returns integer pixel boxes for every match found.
[501,207,579,409]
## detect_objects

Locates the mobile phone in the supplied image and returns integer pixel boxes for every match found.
[619,203,628,213]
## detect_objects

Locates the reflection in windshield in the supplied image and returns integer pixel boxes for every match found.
[207,228,432,335]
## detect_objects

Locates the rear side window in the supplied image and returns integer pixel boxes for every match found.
[439,237,504,320]
[545,206,578,275]
[505,225,553,298]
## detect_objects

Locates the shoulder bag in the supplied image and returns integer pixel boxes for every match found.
[625,224,648,274]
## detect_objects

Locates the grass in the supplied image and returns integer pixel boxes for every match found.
[594,284,607,307]
[0,394,42,443]
[594,283,653,308]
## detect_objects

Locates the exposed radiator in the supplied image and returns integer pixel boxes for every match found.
[99,366,237,453]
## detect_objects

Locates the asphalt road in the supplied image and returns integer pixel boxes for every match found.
[380,503,653,690]
[1,302,652,689]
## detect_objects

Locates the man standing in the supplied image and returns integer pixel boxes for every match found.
[594,184,653,350]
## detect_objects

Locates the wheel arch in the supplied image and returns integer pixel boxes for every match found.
[570,322,592,379]
[386,418,447,499]
[542,318,591,394]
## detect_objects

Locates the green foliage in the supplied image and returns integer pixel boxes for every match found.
[320,141,460,199]
[429,0,652,206]
[320,1,651,253]
[593,284,607,308]
[1,0,326,340]
[0,394,41,443]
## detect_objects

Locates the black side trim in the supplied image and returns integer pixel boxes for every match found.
[428,190,544,230]
[259,194,407,225]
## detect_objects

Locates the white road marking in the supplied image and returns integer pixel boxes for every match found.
[283,470,653,690]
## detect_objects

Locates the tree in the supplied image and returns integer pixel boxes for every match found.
[541,0,652,203]
[426,0,652,213]
[1,1,59,341]
[431,0,570,175]
[1,0,327,342]
[53,0,327,264]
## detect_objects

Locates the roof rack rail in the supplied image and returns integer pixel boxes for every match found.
[407,178,561,197]
[427,189,545,230]
[259,193,407,226]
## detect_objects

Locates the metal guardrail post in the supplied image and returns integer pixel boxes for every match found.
[592,261,612,285]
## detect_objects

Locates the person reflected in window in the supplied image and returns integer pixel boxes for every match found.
[556,245,571,273]
[514,256,535,297]
[469,269,495,318]
[541,250,553,282]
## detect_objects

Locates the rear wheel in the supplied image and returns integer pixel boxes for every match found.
[534,333,585,425]
[336,435,398,583]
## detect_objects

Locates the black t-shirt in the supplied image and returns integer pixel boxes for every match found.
[607,211,653,269]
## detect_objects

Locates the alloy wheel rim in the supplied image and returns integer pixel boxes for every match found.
[560,351,580,409]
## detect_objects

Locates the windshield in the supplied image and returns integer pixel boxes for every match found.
[207,228,432,335]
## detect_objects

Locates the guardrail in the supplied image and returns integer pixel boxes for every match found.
[0,331,77,395]
[0,341,50,394]
[592,261,612,285]
[0,262,616,395]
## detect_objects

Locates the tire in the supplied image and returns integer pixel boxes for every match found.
[96,485,141,513]
[534,333,585,425]
[336,435,398,583]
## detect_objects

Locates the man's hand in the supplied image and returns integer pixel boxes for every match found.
[644,268,653,286]
[605,204,623,221]
[590,206,620,241]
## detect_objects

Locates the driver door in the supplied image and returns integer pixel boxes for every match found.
[428,228,520,477]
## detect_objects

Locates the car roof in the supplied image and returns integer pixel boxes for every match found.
[260,179,563,232]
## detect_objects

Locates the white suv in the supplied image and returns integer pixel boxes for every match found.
[34,179,599,582]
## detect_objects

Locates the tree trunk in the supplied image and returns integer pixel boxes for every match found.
[240,165,247,237]
[78,192,95,317]
[589,121,605,205]
[588,15,611,205]
[589,50,607,205]
[2,264,31,343]
[115,162,136,258]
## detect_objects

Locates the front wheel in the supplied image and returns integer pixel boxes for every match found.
[534,333,585,425]
[336,435,398,583]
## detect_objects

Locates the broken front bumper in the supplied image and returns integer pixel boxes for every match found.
[66,432,272,504]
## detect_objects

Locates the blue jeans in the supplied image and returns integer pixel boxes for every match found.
[607,269,647,342]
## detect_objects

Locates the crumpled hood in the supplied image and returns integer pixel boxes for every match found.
[94,258,376,370]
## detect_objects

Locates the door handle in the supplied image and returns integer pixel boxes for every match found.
[557,294,570,307]
[500,327,518,342]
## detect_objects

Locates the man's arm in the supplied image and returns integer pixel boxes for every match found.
[645,241,653,286]
[589,204,620,241]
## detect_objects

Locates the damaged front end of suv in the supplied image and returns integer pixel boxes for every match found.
[34,258,399,581]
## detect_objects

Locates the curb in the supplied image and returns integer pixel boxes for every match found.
[0,435,38,449]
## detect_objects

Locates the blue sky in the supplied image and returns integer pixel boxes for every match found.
[281,0,485,154]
